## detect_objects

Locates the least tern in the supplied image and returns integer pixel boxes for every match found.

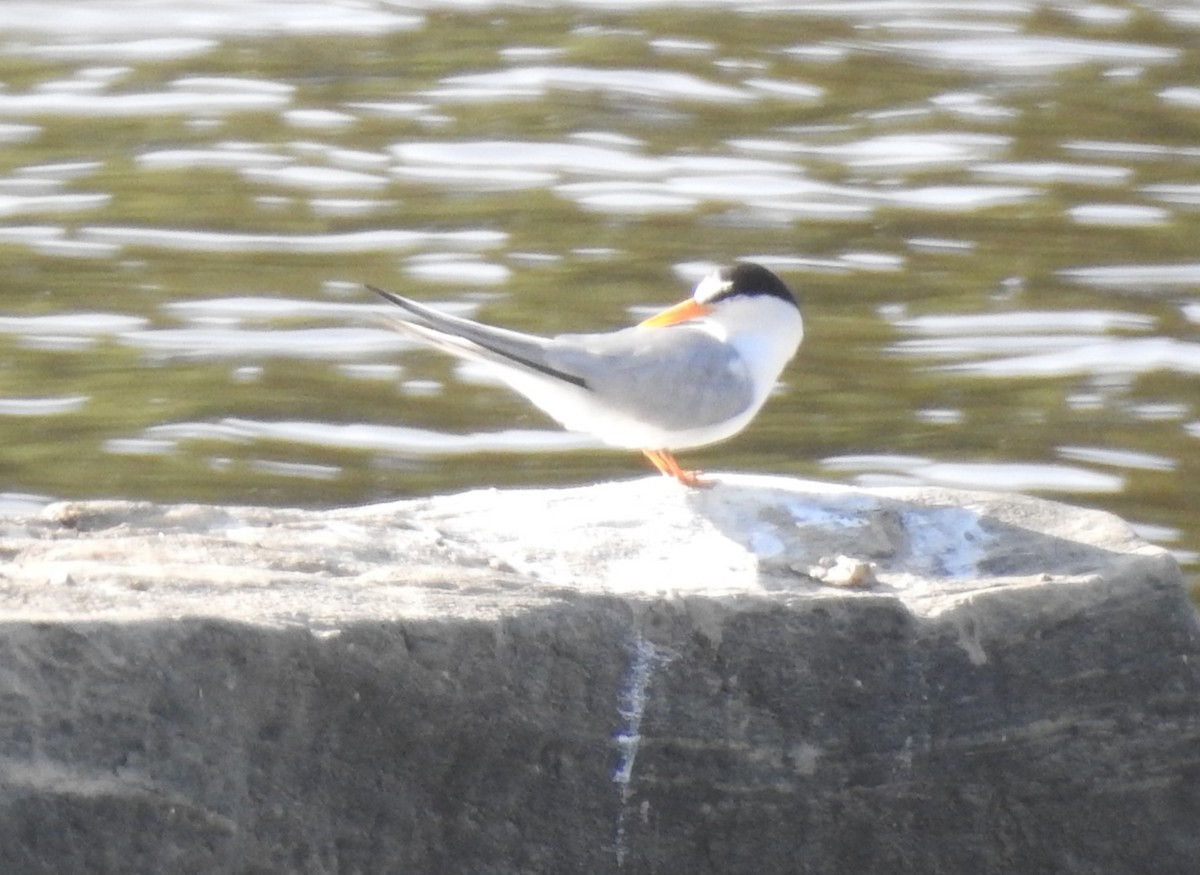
[368,262,802,486]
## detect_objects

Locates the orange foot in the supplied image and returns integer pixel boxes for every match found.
[642,449,710,488]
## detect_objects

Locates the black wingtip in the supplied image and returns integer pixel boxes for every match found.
[366,283,404,306]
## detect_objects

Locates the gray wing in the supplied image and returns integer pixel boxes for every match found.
[369,286,754,429]
[368,286,587,388]
[546,326,754,430]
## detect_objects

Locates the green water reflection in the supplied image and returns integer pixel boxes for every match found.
[0,4,1197,588]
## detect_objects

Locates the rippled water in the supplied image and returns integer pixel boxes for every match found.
[0,0,1197,583]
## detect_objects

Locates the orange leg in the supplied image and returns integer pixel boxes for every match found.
[641,449,709,488]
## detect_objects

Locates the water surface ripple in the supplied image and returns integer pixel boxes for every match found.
[0,0,1197,579]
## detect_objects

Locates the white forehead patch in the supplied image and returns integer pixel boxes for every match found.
[693,270,732,303]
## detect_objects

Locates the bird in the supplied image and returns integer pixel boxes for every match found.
[367,262,803,486]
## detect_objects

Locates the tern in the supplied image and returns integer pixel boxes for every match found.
[368,262,802,486]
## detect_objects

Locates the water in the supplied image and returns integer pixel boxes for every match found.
[0,1,1196,585]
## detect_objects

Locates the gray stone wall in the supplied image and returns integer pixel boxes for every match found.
[0,476,1196,873]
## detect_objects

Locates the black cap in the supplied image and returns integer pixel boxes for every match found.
[698,262,797,307]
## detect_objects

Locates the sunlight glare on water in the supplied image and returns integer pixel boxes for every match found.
[0,0,1196,575]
